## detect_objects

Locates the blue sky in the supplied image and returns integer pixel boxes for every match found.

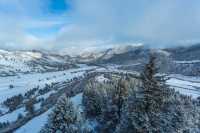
[48,0,69,14]
[24,0,69,37]
[0,0,200,52]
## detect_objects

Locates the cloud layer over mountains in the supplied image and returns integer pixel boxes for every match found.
[0,0,200,51]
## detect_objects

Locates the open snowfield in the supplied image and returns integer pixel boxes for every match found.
[0,65,96,104]
[167,74,200,98]
[15,93,83,133]
[0,64,200,133]
[15,109,52,133]
[0,65,98,125]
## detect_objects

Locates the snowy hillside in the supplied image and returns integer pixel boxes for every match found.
[0,64,98,133]
[75,43,144,63]
[0,50,76,76]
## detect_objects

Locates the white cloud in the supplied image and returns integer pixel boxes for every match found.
[0,0,200,51]
[51,0,200,49]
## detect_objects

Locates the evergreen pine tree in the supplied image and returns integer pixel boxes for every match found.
[113,78,129,121]
[40,95,79,133]
[25,98,35,115]
[100,77,129,133]
[142,56,163,108]
[82,82,103,117]
[116,55,170,132]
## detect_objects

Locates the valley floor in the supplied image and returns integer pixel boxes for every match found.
[0,64,199,133]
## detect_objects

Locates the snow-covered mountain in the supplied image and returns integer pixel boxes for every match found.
[74,43,200,76]
[0,50,76,76]
[75,43,145,63]
[1,43,200,77]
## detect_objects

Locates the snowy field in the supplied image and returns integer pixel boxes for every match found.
[167,74,200,98]
[15,93,83,133]
[0,65,96,104]
[15,109,52,133]
[0,65,200,133]
[0,65,98,125]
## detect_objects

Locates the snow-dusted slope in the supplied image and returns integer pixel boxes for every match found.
[0,65,97,131]
[15,93,83,133]
[15,109,52,133]
[0,65,95,104]
[0,50,76,76]
[167,74,200,98]
[76,43,144,62]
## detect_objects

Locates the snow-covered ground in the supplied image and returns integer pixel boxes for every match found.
[0,65,98,125]
[0,65,96,104]
[0,64,200,133]
[0,107,26,123]
[0,49,77,76]
[95,75,109,83]
[15,93,83,133]
[174,60,200,64]
[0,64,102,133]
[14,73,200,133]
[15,109,52,133]
[167,75,200,98]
